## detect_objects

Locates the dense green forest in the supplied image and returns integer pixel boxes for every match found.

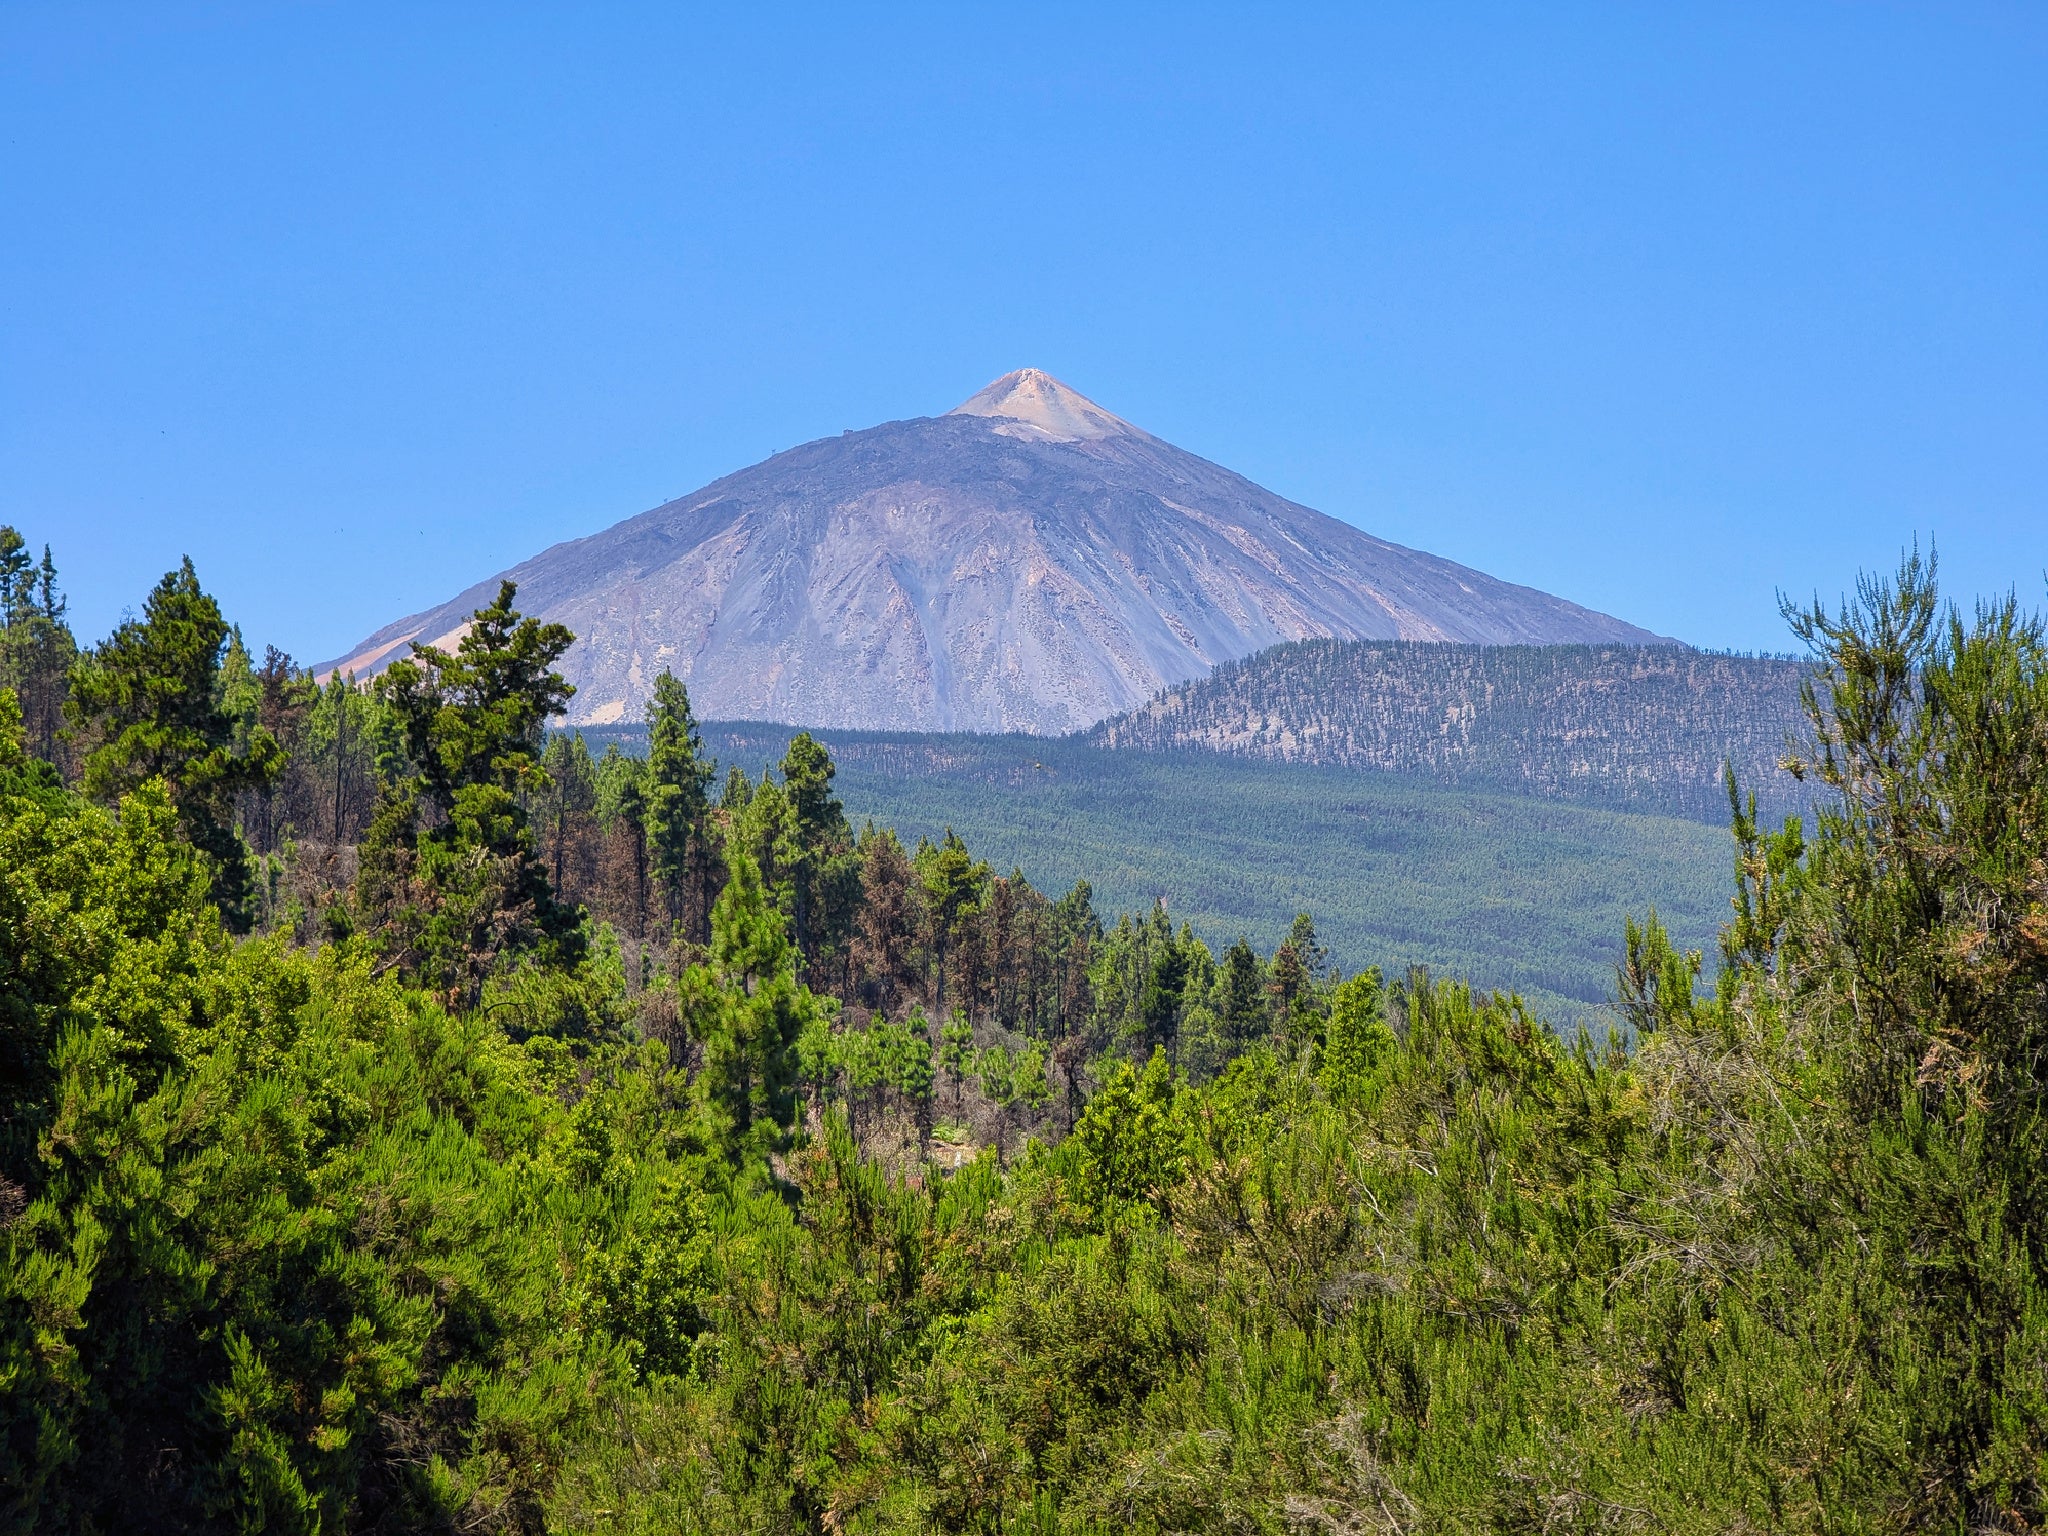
[7,536,2048,1533]
[577,724,1730,1027]
[1087,638,1811,822]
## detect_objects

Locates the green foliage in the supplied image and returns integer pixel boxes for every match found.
[777,731,863,972]
[938,1010,975,1106]
[357,581,585,1001]
[0,712,698,1533]
[378,580,574,810]
[642,671,714,935]
[1138,936,1189,1057]
[537,730,600,895]
[539,560,2048,1532]
[578,1173,714,1383]
[16,553,2048,1533]
[1218,934,1269,1046]
[917,827,989,1013]
[0,527,75,767]
[64,557,283,927]
[890,1007,936,1119]
[1065,1049,1185,1226]
[646,719,1735,1027]
[682,845,825,1162]
[1615,905,1701,1038]
[1318,965,1391,1107]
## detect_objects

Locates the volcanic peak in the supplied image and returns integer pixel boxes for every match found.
[947,367,1139,443]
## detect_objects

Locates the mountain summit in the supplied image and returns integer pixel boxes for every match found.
[322,371,1673,732]
[946,367,1140,442]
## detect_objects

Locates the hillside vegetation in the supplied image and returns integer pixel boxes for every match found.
[1087,638,1812,821]
[593,725,1731,1027]
[9,536,2048,1533]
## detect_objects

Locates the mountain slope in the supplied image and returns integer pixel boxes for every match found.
[1086,639,1812,821]
[324,370,1671,733]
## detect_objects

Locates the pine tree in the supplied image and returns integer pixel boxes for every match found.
[774,732,860,976]
[538,730,600,901]
[684,844,823,1162]
[65,557,282,928]
[1319,967,1392,1107]
[854,824,920,1016]
[1268,913,1329,1054]
[720,762,753,812]
[1219,937,1270,1048]
[939,1010,976,1109]
[1140,940,1190,1059]
[595,743,651,935]
[891,1005,936,1151]
[0,529,75,768]
[644,672,715,940]
[918,828,989,1016]
[357,581,583,999]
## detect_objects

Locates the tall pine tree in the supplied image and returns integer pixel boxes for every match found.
[0,529,75,768]
[65,557,281,928]
[643,671,716,942]
[357,581,583,1000]
[682,844,823,1162]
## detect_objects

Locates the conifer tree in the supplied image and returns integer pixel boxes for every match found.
[854,824,920,1015]
[918,827,989,1015]
[775,731,861,977]
[939,1010,976,1109]
[357,581,582,998]
[1268,913,1330,1053]
[1219,937,1269,1048]
[720,762,752,812]
[1140,939,1189,1059]
[595,742,651,935]
[65,557,282,927]
[538,730,600,898]
[684,844,823,1162]
[891,1005,936,1149]
[305,672,378,843]
[0,528,75,767]
[643,671,715,939]
[1319,967,1392,1107]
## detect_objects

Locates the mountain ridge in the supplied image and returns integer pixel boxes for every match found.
[323,370,1675,732]
[1085,637,1812,821]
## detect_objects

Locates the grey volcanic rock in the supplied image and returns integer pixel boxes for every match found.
[322,370,1672,732]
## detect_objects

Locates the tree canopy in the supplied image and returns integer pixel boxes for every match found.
[6,545,2048,1532]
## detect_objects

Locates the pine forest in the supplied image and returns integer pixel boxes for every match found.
[1088,638,1813,822]
[6,532,2048,1534]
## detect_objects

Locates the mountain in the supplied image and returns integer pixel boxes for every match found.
[1086,638,1812,822]
[322,369,1673,732]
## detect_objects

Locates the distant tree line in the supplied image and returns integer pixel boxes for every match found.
[1087,636,1815,820]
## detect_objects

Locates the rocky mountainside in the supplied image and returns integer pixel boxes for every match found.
[323,370,1672,732]
[1087,638,1812,820]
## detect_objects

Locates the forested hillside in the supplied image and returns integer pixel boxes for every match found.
[578,723,1729,1027]
[7,533,2048,1533]
[1088,638,1812,821]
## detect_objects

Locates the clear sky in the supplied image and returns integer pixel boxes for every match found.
[4,3,2043,663]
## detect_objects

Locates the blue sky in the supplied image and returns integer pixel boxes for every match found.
[4,3,2043,661]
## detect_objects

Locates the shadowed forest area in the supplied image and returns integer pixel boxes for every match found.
[6,534,2048,1533]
